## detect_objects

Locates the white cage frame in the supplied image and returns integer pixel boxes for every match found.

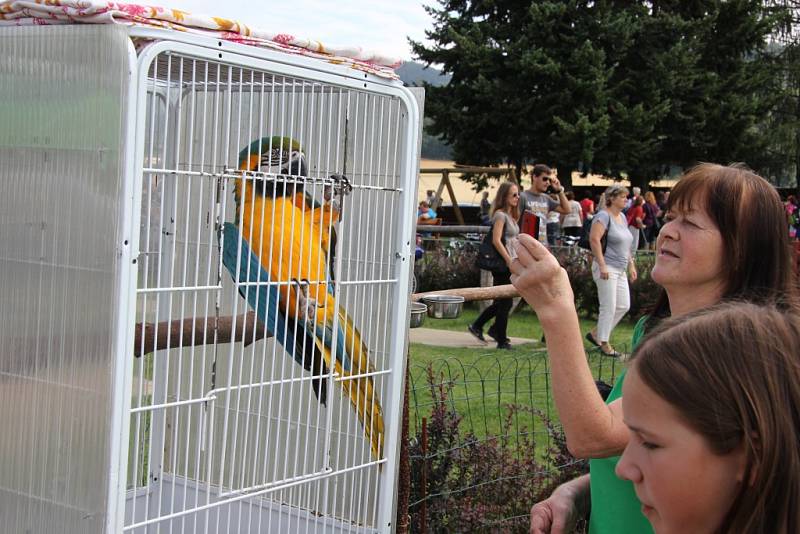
[0,24,419,534]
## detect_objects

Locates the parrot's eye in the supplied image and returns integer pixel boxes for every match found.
[261,148,289,171]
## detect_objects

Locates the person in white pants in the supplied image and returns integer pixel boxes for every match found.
[585,185,637,357]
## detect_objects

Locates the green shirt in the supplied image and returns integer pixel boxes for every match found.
[588,316,653,534]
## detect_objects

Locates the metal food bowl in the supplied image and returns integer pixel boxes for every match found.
[409,302,428,328]
[422,295,465,319]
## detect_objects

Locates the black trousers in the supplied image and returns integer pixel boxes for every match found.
[473,270,512,343]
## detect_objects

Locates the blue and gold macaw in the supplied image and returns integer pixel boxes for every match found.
[221,136,384,459]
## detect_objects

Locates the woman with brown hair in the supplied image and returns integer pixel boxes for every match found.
[512,163,797,534]
[468,181,520,350]
[617,302,800,533]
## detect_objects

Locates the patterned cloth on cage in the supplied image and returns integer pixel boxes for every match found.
[0,0,402,79]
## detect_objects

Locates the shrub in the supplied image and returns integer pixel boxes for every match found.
[550,249,659,321]
[628,253,659,319]
[414,240,481,293]
[413,240,660,320]
[408,366,588,533]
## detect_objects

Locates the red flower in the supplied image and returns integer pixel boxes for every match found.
[272,33,295,45]
[117,3,149,18]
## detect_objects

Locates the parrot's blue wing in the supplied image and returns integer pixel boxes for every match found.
[221,223,340,401]
[221,223,303,362]
[222,223,296,354]
[312,320,351,373]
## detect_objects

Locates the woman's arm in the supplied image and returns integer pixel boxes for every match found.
[510,234,630,457]
[492,214,512,265]
[589,220,608,280]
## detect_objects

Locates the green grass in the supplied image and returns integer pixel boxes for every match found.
[407,342,549,438]
[426,302,636,350]
[407,303,634,443]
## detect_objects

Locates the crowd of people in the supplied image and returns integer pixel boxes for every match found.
[448,163,800,533]
[532,184,669,250]
[467,164,657,354]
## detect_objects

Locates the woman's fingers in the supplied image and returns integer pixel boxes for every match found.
[510,236,545,277]
[510,234,562,279]
[515,233,550,262]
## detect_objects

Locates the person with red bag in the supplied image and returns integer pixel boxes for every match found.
[626,195,646,250]
[519,164,571,244]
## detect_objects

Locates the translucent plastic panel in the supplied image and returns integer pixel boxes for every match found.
[0,25,131,533]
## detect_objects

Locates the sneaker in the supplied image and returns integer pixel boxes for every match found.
[497,341,513,350]
[467,324,487,343]
[487,325,499,343]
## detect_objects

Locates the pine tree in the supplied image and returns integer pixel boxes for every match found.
[413,0,791,190]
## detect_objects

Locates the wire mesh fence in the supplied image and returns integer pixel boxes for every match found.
[405,347,627,533]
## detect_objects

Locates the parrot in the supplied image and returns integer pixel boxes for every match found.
[221,136,384,460]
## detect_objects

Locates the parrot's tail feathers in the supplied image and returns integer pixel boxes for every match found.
[328,306,384,459]
[295,327,329,406]
[351,373,385,460]
[338,359,385,460]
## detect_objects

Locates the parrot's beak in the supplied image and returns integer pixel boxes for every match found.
[289,157,308,178]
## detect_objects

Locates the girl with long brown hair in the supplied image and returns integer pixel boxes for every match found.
[617,302,800,533]
[468,181,520,350]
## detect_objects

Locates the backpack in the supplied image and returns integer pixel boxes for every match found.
[476,231,509,274]
[578,219,608,253]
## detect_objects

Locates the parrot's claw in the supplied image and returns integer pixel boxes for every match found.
[292,278,324,326]
[329,174,352,196]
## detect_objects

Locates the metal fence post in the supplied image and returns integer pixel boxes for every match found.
[421,417,428,534]
[396,359,411,534]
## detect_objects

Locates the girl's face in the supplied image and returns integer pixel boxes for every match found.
[616,367,746,534]
[507,185,519,208]
[651,198,725,300]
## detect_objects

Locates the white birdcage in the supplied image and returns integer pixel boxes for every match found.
[0,21,419,534]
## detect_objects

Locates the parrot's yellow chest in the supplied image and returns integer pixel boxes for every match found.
[237,183,329,316]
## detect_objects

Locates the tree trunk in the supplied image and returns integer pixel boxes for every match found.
[557,164,573,189]
[513,160,523,185]
[628,171,650,193]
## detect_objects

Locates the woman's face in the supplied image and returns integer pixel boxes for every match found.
[610,192,627,210]
[651,198,725,301]
[506,185,519,208]
[616,367,745,534]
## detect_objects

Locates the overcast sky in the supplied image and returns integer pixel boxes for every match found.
[161,0,435,61]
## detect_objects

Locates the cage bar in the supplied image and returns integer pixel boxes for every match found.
[0,24,419,534]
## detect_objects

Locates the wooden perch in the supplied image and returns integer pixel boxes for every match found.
[132,285,517,358]
[133,312,271,358]
[412,284,519,303]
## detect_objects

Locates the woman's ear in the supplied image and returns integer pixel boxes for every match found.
[735,433,760,486]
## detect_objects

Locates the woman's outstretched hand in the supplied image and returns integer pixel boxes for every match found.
[510,234,575,322]
[530,476,588,534]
